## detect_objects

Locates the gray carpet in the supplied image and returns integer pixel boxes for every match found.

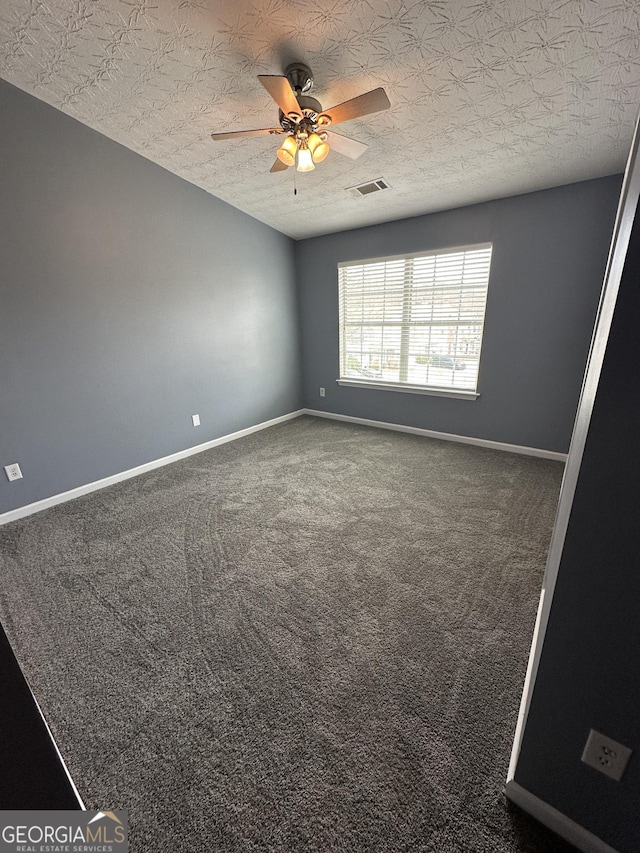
[0,416,575,852]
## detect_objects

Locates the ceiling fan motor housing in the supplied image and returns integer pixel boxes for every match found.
[279,95,324,133]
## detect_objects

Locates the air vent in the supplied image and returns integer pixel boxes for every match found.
[347,178,391,198]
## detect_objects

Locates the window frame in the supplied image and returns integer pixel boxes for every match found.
[336,242,492,400]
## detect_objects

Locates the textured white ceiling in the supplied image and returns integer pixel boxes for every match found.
[1,0,639,239]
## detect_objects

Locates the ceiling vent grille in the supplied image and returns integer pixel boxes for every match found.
[347,178,391,198]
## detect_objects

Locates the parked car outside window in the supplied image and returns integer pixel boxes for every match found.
[430,354,466,370]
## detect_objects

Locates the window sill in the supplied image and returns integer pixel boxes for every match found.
[336,379,479,400]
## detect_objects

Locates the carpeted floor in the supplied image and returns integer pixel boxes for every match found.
[0,416,576,851]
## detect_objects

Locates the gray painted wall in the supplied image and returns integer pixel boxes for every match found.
[0,79,301,514]
[514,200,640,853]
[296,177,621,453]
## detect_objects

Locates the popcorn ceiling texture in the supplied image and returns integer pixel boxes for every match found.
[0,0,638,238]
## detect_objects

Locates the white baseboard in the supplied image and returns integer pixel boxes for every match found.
[1,408,565,526]
[303,409,568,462]
[505,780,619,853]
[0,410,305,526]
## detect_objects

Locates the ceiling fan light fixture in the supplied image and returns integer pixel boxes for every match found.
[296,142,315,172]
[277,134,297,166]
[308,132,329,163]
[212,65,391,179]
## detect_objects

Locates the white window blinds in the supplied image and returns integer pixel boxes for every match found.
[338,243,492,394]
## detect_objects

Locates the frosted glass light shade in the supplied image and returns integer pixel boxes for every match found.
[277,135,297,166]
[308,133,329,163]
[296,146,315,172]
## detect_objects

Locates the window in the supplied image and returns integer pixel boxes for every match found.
[338,243,492,398]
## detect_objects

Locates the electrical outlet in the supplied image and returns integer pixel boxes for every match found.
[4,463,23,482]
[192,414,200,427]
[319,387,325,397]
[582,729,633,781]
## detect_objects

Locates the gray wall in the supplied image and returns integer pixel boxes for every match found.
[514,197,640,853]
[296,177,621,453]
[0,79,302,514]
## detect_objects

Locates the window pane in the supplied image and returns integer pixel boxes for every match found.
[342,325,402,381]
[339,244,492,394]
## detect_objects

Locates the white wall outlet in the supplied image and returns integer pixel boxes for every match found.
[4,463,23,482]
[319,387,325,397]
[581,729,633,781]
[192,414,201,427]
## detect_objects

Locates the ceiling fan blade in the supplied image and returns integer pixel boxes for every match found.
[325,131,368,160]
[258,75,302,117]
[211,127,283,141]
[270,158,289,173]
[323,88,390,126]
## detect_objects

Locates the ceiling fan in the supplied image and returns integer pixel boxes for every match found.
[211,63,391,174]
